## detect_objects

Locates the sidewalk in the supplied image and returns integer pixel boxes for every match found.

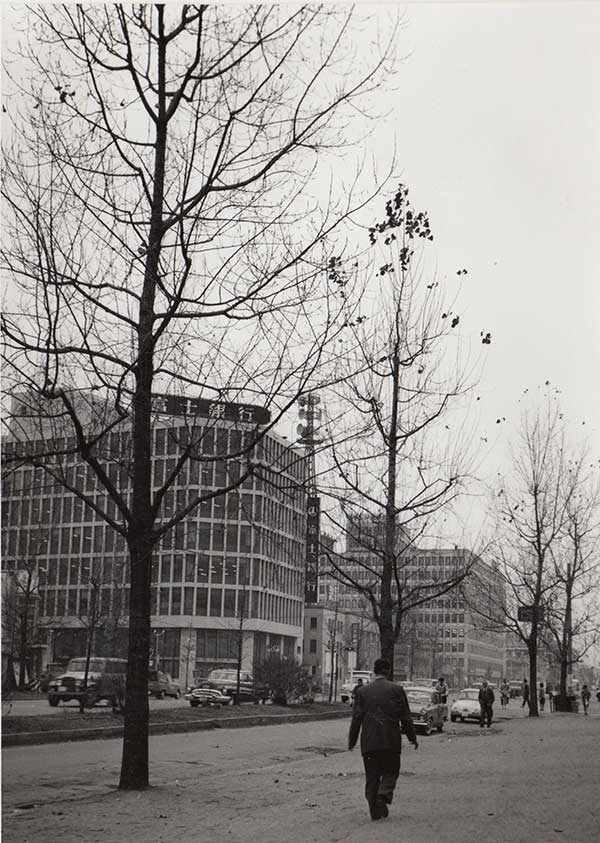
[3,707,599,843]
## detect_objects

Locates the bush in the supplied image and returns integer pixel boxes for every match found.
[254,654,321,705]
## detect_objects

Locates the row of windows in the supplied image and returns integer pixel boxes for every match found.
[4,430,305,501]
[30,553,304,597]
[416,625,465,638]
[2,485,305,535]
[2,521,305,568]
[41,586,127,618]
[416,612,465,624]
[39,585,303,627]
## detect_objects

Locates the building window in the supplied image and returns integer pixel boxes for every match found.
[196,587,208,616]
[309,639,317,653]
[310,616,317,629]
[210,588,222,616]
[183,587,194,615]
[223,589,236,617]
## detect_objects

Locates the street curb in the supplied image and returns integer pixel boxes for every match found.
[2,708,351,748]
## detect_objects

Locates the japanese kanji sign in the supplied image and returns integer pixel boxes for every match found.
[152,394,270,425]
[305,496,320,603]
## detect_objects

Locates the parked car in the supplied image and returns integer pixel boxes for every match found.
[148,670,181,699]
[340,671,373,703]
[402,684,448,735]
[185,682,231,707]
[47,657,127,708]
[450,688,483,722]
[38,662,67,694]
[509,680,523,699]
[205,669,268,704]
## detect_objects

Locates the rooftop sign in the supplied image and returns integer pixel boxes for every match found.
[152,394,270,425]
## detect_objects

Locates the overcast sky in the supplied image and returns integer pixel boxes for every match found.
[358,0,600,537]
[2,1,598,540]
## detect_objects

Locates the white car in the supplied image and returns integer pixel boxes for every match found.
[450,688,482,722]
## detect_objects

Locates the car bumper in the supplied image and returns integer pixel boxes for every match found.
[452,708,480,719]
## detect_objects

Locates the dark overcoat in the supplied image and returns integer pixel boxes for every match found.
[348,677,417,754]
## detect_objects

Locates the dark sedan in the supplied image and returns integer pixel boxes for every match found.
[148,670,181,699]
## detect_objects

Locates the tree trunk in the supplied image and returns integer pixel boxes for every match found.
[119,8,167,789]
[381,351,401,679]
[527,637,539,717]
[18,609,29,690]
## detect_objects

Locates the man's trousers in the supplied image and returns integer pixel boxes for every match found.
[362,750,401,809]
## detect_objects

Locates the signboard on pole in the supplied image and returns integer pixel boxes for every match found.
[305,496,320,603]
[518,605,544,623]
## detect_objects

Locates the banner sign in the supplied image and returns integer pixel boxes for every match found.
[305,496,320,603]
[152,394,270,425]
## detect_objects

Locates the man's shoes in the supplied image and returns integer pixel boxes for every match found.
[375,796,389,818]
[369,800,382,821]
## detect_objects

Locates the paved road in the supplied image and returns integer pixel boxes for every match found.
[3,705,599,843]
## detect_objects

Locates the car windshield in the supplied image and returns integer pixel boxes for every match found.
[458,690,480,701]
[66,658,106,673]
[208,671,237,682]
[406,691,432,705]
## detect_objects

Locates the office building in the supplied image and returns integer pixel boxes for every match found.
[1,393,307,683]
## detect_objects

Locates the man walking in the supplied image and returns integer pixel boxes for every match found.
[435,677,448,704]
[478,679,495,728]
[348,658,418,821]
[522,678,530,709]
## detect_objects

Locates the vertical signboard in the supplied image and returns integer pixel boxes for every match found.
[305,496,320,603]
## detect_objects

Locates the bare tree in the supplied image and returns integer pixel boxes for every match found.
[541,450,600,708]
[76,559,127,711]
[318,185,485,674]
[1,529,48,690]
[466,402,573,716]
[1,5,401,788]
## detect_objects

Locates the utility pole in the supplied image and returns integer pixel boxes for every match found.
[235,583,248,704]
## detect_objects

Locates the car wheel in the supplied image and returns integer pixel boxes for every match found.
[48,696,59,707]
[450,715,457,722]
[190,700,199,707]
[155,690,165,700]
[174,689,181,699]
[424,718,433,736]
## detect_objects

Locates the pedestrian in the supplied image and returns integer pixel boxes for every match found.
[581,684,591,715]
[499,678,510,708]
[348,657,418,821]
[478,679,495,728]
[546,683,555,712]
[538,682,545,712]
[351,677,364,705]
[521,678,530,709]
[435,676,448,704]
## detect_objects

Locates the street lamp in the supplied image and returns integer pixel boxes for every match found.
[152,629,165,669]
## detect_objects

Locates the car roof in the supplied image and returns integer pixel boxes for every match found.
[404,685,434,693]
[458,688,481,694]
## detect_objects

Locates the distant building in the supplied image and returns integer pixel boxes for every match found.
[302,603,379,698]
[318,518,505,688]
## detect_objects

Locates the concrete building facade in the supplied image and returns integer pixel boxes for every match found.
[1,395,307,683]
[318,530,506,689]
